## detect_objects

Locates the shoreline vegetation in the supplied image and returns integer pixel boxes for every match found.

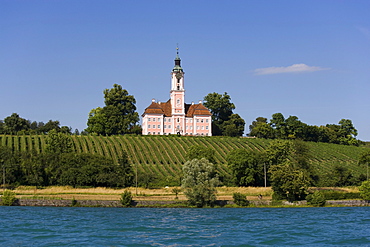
[1,186,369,208]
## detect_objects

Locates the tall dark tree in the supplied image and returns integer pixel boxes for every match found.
[86,84,140,135]
[3,113,30,134]
[203,92,245,136]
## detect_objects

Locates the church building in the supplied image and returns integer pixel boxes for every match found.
[142,49,212,136]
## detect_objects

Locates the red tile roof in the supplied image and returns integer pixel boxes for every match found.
[143,100,212,117]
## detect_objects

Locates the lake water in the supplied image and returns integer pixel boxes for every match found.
[0,207,369,246]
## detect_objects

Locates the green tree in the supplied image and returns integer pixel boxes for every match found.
[45,129,73,154]
[359,180,370,201]
[269,161,310,202]
[270,113,286,139]
[227,149,264,186]
[359,150,370,180]
[86,84,140,135]
[306,191,326,207]
[120,190,133,207]
[249,117,274,138]
[186,145,216,164]
[222,113,245,137]
[4,113,30,134]
[204,92,245,136]
[182,158,219,207]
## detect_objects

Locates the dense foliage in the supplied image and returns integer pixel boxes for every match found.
[232,192,249,206]
[0,113,73,135]
[359,180,370,201]
[0,145,134,188]
[306,191,326,207]
[249,113,359,146]
[86,84,141,135]
[203,92,245,137]
[182,158,219,207]
[0,135,367,188]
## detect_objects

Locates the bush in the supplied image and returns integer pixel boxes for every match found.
[359,180,370,201]
[1,190,16,206]
[120,190,133,207]
[306,191,326,207]
[233,192,249,206]
[320,191,361,200]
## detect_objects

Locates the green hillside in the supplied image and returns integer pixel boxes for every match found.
[0,134,368,185]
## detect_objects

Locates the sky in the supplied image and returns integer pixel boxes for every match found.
[1,1,369,141]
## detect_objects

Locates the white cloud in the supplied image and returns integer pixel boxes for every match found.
[254,63,329,75]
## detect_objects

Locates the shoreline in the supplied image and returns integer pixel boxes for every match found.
[2,198,369,208]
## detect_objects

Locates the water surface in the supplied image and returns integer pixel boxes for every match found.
[0,207,369,246]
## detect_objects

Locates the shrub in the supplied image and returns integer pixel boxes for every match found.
[172,188,181,200]
[120,190,133,207]
[233,192,249,206]
[306,191,326,207]
[1,190,16,206]
[359,180,370,201]
[320,191,361,200]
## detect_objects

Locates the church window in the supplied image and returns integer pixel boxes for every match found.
[190,126,193,130]
[148,132,151,135]
[177,99,180,105]
[197,119,199,123]
[206,126,209,130]
[201,126,204,130]
[168,119,171,122]
[158,118,160,122]
[201,119,204,123]
[148,118,151,122]
[197,126,199,130]
[158,132,160,135]
[190,119,192,123]
[206,119,209,123]
[148,125,151,128]
[158,125,160,129]
[164,118,166,122]
[177,118,180,123]
[164,125,166,129]
[168,125,171,128]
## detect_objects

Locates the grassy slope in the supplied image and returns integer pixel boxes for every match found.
[0,135,368,182]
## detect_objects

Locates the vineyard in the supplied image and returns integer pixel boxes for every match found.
[0,135,368,185]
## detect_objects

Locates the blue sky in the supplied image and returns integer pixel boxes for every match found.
[1,1,369,141]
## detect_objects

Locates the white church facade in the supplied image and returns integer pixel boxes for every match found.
[142,50,212,136]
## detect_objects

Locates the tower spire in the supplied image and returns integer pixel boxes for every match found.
[173,44,182,71]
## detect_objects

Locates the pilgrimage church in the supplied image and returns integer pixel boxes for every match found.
[142,49,212,136]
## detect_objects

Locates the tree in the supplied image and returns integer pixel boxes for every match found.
[359,180,370,201]
[182,158,219,207]
[222,114,245,137]
[4,113,30,134]
[270,113,286,139]
[45,129,73,154]
[203,92,245,136]
[249,117,274,138]
[186,145,216,164]
[86,84,140,135]
[269,161,310,202]
[359,150,370,180]
[227,149,265,186]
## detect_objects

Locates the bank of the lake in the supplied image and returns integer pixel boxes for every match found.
[2,198,370,208]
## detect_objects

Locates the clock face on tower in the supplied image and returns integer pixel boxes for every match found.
[175,72,182,80]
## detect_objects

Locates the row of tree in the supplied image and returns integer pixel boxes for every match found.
[0,113,75,135]
[185,141,369,204]
[0,130,134,188]
[249,113,359,145]
[1,84,360,143]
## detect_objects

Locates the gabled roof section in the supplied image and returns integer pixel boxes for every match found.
[186,103,212,117]
[142,100,172,117]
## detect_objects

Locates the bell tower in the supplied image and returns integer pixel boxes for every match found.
[170,47,185,115]
[170,46,185,134]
